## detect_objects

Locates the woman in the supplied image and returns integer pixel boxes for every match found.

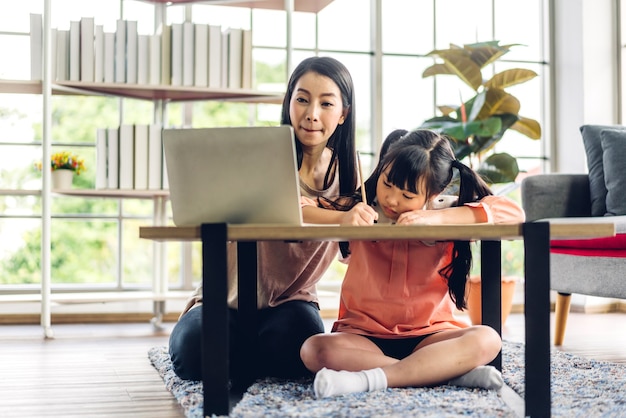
[168,56,372,387]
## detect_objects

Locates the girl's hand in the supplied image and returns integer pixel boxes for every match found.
[396,209,439,225]
[339,202,378,225]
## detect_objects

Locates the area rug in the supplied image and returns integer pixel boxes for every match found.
[148,341,626,417]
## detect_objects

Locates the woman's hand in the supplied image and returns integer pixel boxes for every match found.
[339,202,378,225]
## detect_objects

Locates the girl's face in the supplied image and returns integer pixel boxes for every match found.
[375,166,429,221]
[289,71,347,150]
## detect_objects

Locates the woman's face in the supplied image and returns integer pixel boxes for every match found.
[375,166,428,221]
[289,71,346,150]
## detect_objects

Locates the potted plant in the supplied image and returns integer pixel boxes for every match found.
[419,40,542,324]
[35,151,86,189]
[419,40,542,184]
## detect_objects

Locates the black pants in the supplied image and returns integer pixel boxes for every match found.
[168,300,325,384]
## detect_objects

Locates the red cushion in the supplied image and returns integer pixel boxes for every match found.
[550,233,626,257]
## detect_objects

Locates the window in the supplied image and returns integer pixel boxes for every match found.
[0,0,549,301]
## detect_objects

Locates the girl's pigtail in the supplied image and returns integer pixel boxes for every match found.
[444,160,493,310]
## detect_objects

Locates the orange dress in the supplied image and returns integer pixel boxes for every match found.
[332,195,525,338]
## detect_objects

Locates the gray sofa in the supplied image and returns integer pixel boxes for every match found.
[521,124,626,345]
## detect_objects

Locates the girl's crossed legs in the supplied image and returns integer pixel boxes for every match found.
[300,325,503,398]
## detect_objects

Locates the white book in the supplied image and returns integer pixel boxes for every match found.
[158,23,171,85]
[208,25,222,88]
[107,127,119,189]
[241,29,252,90]
[69,20,81,81]
[220,28,229,88]
[96,128,108,189]
[194,23,208,87]
[148,124,163,190]
[119,124,134,189]
[30,13,43,80]
[115,19,126,83]
[134,124,149,190]
[183,21,194,86]
[94,25,104,82]
[126,20,138,84]
[149,33,161,86]
[226,28,243,89]
[55,30,69,81]
[103,32,115,83]
[50,28,58,82]
[137,34,149,85]
[80,17,95,82]
[170,23,183,86]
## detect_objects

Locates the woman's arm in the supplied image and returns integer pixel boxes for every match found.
[302,201,378,225]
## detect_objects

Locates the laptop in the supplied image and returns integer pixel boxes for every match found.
[163,125,303,227]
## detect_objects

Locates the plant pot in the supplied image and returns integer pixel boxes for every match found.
[466,275,517,326]
[51,169,74,189]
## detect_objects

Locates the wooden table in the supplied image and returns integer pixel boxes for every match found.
[140,221,615,418]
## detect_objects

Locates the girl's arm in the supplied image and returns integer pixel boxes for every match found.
[396,195,525,225]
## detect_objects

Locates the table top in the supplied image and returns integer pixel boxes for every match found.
[139,222,615,242]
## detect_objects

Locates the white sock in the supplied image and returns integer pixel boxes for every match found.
[448,365,504,390]
[313,367,388,398]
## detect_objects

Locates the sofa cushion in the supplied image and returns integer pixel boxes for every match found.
[551,233,626,257]
[600,128,626,215]
[580,124,626,216]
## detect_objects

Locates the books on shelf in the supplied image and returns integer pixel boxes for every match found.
[148,125,163,190]
[95,128,107,189]
[103,32,115,83]
[126,20,138,84]
[119,124,135,189]
[30,13,43,80]
[80,17,95,82]
[208,25,222,88]
[194,23,209,87]
[115,19,126,83]
[170,23,183,86]
[137,34,150,85]
[149,33,161,86]
[97,124,166,191]
[29,16,253,91]
[134,124,149,190]
[183,21,195,87]
[106,127,119,189]
[69,20,80,81]
[56,30,69,81]
[94,25,104,83]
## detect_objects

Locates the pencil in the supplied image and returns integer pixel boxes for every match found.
[357,151,367,204]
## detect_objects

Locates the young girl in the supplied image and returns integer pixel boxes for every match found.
[300,128,525,398]
[169,56,372,387]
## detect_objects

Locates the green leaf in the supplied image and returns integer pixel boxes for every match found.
[476,152,520,184]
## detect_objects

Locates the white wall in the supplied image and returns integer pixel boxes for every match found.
[552,0,620,173]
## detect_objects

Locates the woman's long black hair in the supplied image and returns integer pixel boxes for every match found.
[280,56,358,195]
[358,129,493,310]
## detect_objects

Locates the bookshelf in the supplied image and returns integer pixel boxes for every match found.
[1,0,333,336]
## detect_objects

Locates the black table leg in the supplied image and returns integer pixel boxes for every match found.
[237,241,258,389]
[202,223,230,416]
[523,221,551,417]
[480,240,502,371]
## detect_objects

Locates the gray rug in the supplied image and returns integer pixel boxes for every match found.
[148,341,626,417]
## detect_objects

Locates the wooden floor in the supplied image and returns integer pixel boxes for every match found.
[1,311,625,417]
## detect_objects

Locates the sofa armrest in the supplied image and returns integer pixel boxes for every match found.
[521,174,592,221]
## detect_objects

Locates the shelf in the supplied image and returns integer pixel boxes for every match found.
[144,0,334,13]
[0,80,284,103]
[0,189,169,199]
[0,290,190,304]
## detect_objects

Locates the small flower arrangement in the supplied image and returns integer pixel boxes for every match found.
[35,151,86,175]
